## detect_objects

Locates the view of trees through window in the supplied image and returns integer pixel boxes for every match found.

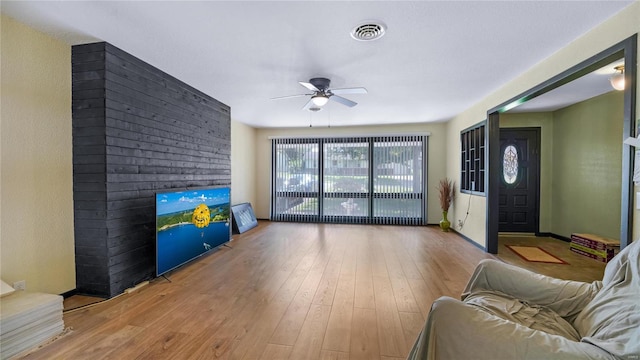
[271,136,427,225]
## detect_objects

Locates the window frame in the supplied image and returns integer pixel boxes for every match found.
[460,120,487,196]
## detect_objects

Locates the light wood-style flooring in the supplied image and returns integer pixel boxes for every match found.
[23,222,497,360]
[497,234,606,283]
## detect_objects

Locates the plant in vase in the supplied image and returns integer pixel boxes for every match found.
[438,178,456,232]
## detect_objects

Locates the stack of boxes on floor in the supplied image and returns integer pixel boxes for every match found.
[0,291,64,359]
[570,233,620,263]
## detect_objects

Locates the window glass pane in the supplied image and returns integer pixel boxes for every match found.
[373,199,421,218]
[503,145,518,184]
[324,142,369,193]
[323,197,368,216]
[275,197,318,215]
[275,142,319,192]
[374,140,422,193]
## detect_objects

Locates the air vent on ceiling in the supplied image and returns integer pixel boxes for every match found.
[351,21,386,41]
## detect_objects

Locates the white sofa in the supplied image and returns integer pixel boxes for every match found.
[407,240,640,359]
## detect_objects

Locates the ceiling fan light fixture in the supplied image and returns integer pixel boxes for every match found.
[610,65,625,91]
[311,94,329,107]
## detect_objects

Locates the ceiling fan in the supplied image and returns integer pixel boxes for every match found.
[271,77,367,110]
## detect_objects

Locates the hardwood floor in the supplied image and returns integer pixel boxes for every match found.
[24,222,498,360]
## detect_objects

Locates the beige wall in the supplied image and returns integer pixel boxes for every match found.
[231,120,257,207]
[552,91,623,239]
[0,15,75,294]
[1,2,638,294]
[254,123,447,223]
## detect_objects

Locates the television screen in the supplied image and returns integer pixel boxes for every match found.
[155,186,230,276]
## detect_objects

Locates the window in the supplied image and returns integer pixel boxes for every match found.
[272,139,319,220]
[271,135,428,225]
[460,121,486,194]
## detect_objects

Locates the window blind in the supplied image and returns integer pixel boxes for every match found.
[271,135,427,225]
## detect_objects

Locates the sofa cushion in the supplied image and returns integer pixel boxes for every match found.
[465,291,581,341]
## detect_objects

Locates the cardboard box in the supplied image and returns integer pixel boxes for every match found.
[570,233,620,263]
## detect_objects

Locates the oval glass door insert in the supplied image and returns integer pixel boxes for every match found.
[503,145,518,184]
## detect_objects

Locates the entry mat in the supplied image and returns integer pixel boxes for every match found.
[505,245,568,264]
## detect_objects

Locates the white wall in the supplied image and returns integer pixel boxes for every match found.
[446,2,640,248]
[0,15,75,294]
[254,122,447,223]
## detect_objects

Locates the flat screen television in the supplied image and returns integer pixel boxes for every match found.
[155,186,230,276]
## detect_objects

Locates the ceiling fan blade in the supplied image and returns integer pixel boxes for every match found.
[271,94,310,100]
[299,81,320,92]
[330,87,368,95]
[330,95,357,107]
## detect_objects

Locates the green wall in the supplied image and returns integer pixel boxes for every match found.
[552,91,623,239]
[501,90,623,240]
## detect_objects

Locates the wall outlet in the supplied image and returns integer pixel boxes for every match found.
[458,220,464,229]
[13,280,26,291]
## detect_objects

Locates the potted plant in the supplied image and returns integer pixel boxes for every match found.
[438,178,456,232]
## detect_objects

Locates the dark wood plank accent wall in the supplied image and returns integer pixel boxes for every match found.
[72,42,231,297]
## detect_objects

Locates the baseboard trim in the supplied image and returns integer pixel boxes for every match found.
[551,233,571,242]
[451,229,486,251]
[61,289,77,299]
[536,232,571,242]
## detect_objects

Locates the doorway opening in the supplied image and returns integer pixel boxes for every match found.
[486,34,637,254]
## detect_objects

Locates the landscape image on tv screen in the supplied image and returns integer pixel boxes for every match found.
[155,187,230,276]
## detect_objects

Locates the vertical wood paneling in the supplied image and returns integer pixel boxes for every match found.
[72,42,230,297]
[72,43,109,297]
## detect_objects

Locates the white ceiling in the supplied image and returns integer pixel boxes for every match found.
[1,1,634,128]
[509,58,625,113]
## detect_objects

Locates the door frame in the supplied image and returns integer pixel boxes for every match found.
[498,127,541,234]
[486,34,637,253]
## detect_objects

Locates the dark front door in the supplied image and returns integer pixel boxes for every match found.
[499,128,540,233]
